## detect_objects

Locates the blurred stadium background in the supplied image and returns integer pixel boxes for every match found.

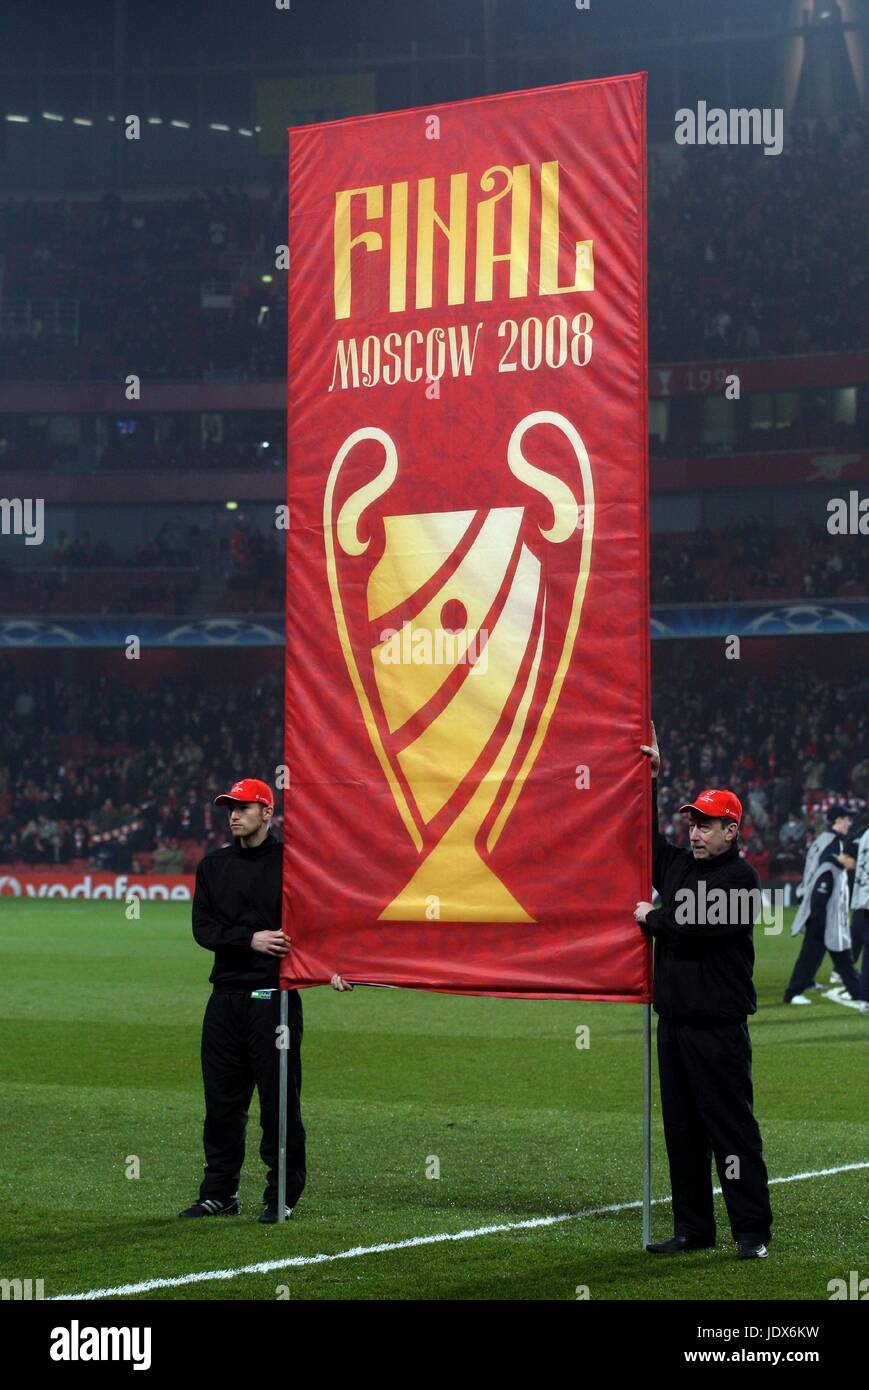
[1,0,866,895]
[1,0,868,1308]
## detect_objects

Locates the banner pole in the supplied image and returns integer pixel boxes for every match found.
[642,1002,652,1247]
[278,988,288,1222]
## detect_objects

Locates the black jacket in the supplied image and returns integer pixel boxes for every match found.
[192,831,289,991]
[643,780,760,1026]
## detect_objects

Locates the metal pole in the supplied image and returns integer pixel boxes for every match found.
[277,987,288,1221]
[642,1002,652,1247]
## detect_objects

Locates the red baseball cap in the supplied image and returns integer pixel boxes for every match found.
[679,789,743,825]
[213,778,274,812]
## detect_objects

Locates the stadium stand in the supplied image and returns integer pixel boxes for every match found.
[1,110,866,383]
[0,652,865,877]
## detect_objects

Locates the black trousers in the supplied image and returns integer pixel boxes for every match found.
[852,907,867,975]
[199,988,306,1206]
[657,1017,772,1245]
[784,912,861,1000]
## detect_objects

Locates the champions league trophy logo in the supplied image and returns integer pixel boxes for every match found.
[324,411,594,922]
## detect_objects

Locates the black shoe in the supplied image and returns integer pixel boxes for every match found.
[737,1239,769,1259]
[178,1196,240,1218]
[645,1234,715,1254]
[259,1203,294,1224]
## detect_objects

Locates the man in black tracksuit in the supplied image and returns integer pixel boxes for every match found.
[178,777,306,1224]
[637,723,773,1259]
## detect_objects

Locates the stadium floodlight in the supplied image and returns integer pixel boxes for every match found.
[73,117,93,127]
[238,127,254,137]
[42,112,64,122]
[209,123,230,132]
[225,501,239,510]
[6,114,30,123]
[170,119,191,129]
[147,117,163,125]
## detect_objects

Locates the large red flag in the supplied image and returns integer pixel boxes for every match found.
[282,74,651,1000]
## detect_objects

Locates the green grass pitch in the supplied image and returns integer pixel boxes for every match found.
[0,900,866,1301]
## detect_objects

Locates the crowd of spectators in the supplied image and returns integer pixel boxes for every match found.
[0,187,286,383]
[224,518,279,591]
[49,521,211,571]
[0,112,866,382]
[2,512,862,616]
[0,660,286,873]
[649,109,869,360]
[651,519,867,605]
[653,652,869,876]
[1,651,866,879]
[0,514,279,613]
[801,540,866,599]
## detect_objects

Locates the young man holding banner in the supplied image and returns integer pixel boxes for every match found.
[178,777,305,1224]
[637,724,773,1260]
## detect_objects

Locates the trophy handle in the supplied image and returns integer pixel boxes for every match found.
[323,428,423,852]
[486,410,595,852]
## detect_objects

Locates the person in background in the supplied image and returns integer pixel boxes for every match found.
[848,814,869,1016]
[784,807,860,1006]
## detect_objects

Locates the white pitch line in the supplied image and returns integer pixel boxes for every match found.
[54,1161,869,1301]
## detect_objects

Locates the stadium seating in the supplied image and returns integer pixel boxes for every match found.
[2,110,866,382]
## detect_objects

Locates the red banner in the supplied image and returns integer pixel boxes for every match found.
[282,75,651,1000]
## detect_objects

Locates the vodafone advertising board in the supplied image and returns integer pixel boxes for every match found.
[0,869,195,900]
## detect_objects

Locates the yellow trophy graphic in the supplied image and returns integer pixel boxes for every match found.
[324,411,594,922]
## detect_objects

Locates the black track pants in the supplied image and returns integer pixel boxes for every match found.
[785,911,861,999]
[851,907,867,976]
[657,1017,772,1245]
[199,988,306,1206]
